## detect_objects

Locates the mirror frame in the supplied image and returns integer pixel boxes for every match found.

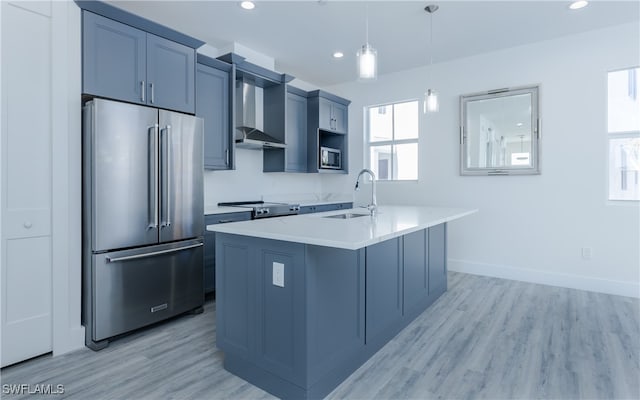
[460,85,540,176]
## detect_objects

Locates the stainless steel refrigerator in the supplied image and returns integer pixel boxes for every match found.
[82,98,204,350]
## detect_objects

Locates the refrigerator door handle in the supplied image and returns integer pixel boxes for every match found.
[148,124,159,229]
[160,125,172,228]
[105,243,203,263]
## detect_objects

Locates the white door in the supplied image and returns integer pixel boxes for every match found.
[1,0,53,367]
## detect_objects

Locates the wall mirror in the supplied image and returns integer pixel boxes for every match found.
[460,85,540,175]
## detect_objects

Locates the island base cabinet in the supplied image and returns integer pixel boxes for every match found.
[214,223,448,400]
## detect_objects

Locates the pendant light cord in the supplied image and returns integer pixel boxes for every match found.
[365,2,369,45]
[429,11,433,67]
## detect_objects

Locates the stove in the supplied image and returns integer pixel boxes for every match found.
[218,201,301,219]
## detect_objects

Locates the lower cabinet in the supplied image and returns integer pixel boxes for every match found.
[215,223,447,399]
[365,238,403,347]
[366,224,447,345]
[298,202,352,214]
[204,212,251,293]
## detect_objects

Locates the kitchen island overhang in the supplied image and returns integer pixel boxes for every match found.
[208,206,477,399]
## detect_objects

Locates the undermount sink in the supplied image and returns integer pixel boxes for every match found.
[323,212,371,219]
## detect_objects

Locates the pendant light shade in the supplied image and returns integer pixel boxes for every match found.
[358,44,377,80]
[357,3,377,81]
[424,89,439,113]
[424,4,439,113]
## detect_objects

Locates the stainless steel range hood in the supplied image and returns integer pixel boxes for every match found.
[235,77,286,149]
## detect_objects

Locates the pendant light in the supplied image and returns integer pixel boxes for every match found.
[424,4,439,113]
[357,2,377,81]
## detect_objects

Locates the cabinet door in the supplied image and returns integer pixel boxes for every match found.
[82,11,146,104]
[428,223,447,293]
[333,102,348,134]
[197,63,230,170]
[318,97,333,131]
[285,92,307,172]
[403,229,429,316]
[366,238,403,346]
[146,34,195,113]
[204,212,252,293]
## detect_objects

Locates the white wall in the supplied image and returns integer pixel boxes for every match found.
[204,149,325,205]
[323,22,640,298]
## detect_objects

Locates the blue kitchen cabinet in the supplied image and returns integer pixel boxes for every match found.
[196,56,233,170]
[82,11,146,105]
[263,86,308,173]
[298,202,353,214]
[317,96,348,134]
[428,223,447,293]
[146,34,195,114]
[403,229,430,318]
[307,90,350,173]
[204,212,251,293]
[365,237,404,348]
[82,11,196,114]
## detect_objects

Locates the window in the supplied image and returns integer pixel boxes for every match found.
[366,100,419,180]
[608,67,640,201]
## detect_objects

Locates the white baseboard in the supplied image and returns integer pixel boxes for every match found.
[448,259,640,299]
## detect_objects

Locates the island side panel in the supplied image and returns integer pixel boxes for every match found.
[215,233,309,398]
[365,237,404,349]
[305,246,366,396]
[215,236,253,358]
[403,228,430,319]
[428,223,447,295]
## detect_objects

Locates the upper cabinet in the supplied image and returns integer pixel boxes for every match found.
[196,55,234,170]
[307,90,351,173]
[263,85,308,173]
[318,96,348,134]
[82,10,197,114]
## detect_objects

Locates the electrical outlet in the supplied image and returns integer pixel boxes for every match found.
[272,262,285,287]
[581,247,592,260]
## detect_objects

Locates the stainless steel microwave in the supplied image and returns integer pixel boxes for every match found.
[320,147,341,169]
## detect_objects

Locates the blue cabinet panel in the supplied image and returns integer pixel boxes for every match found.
[306,246,365,386]
[197,63,231,170]
[299,202,353,214]
[403,229,430,317]
[365,237,403,346]
[216,238,253,358]
[204,212,251,293]
[82,11,146,104]
[146,34,195,114]
[82,11,195,114]
[285,91,307,172]
[254,243,306,385]
[429,223,447,293]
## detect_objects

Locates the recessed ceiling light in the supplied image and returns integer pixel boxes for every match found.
[516,122,523,127]
[569,1,588,10]
[333,51,344,59]
[240,1,255,10]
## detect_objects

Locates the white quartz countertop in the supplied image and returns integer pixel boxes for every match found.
[207,205,477,250]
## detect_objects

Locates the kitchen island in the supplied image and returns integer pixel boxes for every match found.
[207,206,476,399]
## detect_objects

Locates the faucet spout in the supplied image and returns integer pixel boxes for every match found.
[355,169,377,215]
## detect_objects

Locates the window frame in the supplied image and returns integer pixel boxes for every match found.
[364,99,420,182]
[607,66,640,204]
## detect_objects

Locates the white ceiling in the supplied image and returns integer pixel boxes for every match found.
[109,0,640,87]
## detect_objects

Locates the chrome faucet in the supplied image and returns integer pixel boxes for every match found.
[355,169,377,215]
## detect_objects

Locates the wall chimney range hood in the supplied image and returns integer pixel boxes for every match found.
[216,53,294,150]
[235,76,286,149]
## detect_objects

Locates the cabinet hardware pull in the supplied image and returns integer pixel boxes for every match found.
[141,81,146,102]
[150,82,155,104]
[225,149,229,166]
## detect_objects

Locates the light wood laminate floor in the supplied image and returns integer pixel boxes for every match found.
[2,272,638,399]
